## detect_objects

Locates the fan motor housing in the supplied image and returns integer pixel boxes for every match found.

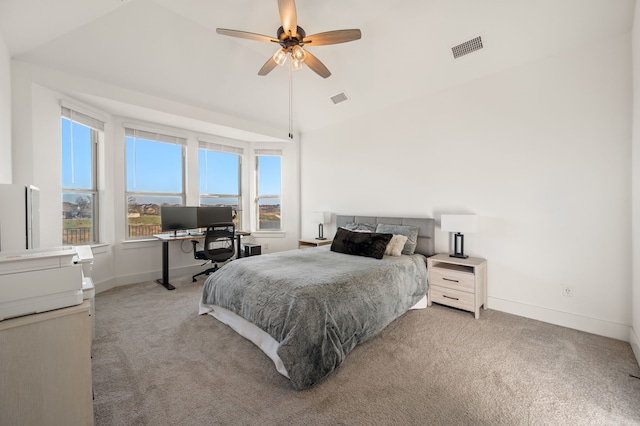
[277,26,306,47]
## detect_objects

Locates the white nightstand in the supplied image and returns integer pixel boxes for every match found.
[427,253,487,319]
[298,238,333,249]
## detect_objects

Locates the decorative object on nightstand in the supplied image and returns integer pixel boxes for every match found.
[298,238,333,249]
[313,211,331,240]
[440,214,477,259]
[427,253,487,319]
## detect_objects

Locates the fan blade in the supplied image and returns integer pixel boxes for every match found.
[303,50,331,79]
[303,29,362,46]
[278,0,298,37]
[258,57,278,76]
[216,28,279,43]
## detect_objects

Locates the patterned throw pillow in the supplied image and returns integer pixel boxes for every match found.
[343,222,376,232]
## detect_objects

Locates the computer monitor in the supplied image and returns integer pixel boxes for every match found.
[160,206,197,234]
[197,206,233,228]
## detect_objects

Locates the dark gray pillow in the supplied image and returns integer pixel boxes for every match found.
[375,224,419,255]
[343,222,376,232]
[330,228,393,260]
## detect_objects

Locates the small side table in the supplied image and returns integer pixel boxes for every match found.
[427,253,487,319]
[298,238,333,249]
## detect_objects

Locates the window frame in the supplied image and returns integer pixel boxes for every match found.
[61,107,102,245]
[254,150,283,231]
[198,141,244,229]
[124,127,187,240]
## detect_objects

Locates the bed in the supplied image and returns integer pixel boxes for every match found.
[199,215,435,390]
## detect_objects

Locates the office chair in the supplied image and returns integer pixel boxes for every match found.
[191,222,235,282]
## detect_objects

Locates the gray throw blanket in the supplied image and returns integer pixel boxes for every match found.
[201,246,427,390]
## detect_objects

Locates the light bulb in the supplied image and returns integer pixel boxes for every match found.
[291,45,306,62]
[291,57,304,71]
[272,48,287,66]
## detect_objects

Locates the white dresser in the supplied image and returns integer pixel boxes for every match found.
[0,301,94,425]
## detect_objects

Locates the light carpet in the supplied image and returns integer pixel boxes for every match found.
[92,275,640,425]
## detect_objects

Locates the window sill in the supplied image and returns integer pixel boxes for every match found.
[250,231,286,238]
[65,242,110,254]
[122,238,159,249]
[90,243,110,254]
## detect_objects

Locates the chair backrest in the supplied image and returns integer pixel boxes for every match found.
[203,222,235,262]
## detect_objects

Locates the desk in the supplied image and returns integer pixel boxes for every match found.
[154,231,251,290]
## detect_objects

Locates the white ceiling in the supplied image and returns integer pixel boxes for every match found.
[0,0,635,139]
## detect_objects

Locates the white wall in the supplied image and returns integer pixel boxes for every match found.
[631,2,640,364]
[301,33,632,340]
[0,31,10,183]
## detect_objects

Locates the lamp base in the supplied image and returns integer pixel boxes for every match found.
[449,253,469,259]
[450,233,468,259]
[315,237,327,241]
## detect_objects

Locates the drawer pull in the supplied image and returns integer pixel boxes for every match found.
[443,295,459,301]
[443,278,459,283]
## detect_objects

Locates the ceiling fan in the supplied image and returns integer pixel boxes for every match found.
[216,0,361,79]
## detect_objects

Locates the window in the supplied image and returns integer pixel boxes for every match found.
[199,141,243,228]
[255,149,282,230]
[125,128,186,239]
[61,106,103,245]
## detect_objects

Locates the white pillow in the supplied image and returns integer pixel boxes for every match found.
[384,234,408,257]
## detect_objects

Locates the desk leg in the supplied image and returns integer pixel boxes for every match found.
[156,241,175,290]
[236,235,243,259]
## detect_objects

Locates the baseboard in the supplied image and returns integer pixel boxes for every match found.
[488,297,630,341]
[94,277,118,294]
[94,265,202,294]
[631,327,640,367]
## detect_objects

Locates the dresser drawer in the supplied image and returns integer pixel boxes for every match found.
[431,285,475,312]
[430,265,475,292]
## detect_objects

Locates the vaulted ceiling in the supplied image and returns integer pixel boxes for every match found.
[0,0,635,140]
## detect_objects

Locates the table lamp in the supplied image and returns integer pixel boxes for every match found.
[441,214,478,259]
[313,211,331,240]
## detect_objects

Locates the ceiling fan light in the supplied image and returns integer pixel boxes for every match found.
[273,48,288,66]
[291,57,304,71]
[291,45,306,62]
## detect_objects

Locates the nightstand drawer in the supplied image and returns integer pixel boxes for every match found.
[431,286,474,312]
[430,266,475,292]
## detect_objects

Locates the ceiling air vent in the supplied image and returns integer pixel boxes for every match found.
[330,92,349,105]
[451,36,484,59]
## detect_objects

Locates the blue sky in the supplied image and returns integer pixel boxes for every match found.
[62,118,281,205]
[62,119,92,190]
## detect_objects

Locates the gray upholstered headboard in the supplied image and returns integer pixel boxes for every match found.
[335,215,435,257]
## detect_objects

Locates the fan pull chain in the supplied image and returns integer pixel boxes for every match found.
[288,58,293,140]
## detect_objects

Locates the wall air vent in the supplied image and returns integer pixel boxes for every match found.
[451,36,484,59]
[330,92,349,105]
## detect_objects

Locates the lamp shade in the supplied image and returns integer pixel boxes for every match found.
[441,214,478,233]
[312,211,331,224]
[273,48,287,66]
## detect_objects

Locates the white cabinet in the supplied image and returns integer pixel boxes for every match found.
[0,302,93,425]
